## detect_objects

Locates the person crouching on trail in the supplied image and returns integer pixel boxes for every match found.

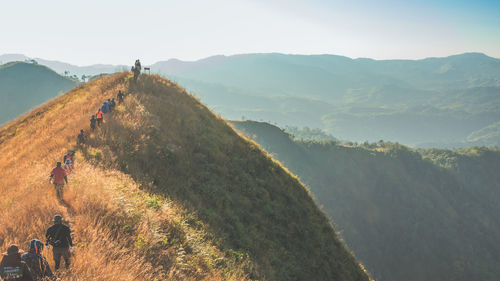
[46,215,73,271]
[90,115,97,131]
[21,240,56,281]
[0,244,34,281]
[49,162,67,201]
[95,108,103,126]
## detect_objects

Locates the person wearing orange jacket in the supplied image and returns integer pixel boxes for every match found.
[49,162,68,201]
[95,108,103,126]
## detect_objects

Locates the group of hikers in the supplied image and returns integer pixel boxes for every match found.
[131,59,141,82]
[89,91,123,131]
[0,215,72,281]
[0,61,137,281]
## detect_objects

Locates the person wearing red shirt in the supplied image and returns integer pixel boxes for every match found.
[50,162,68,200]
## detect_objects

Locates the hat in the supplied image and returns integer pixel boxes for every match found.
[54,214,63,224]
[5,244,22,256]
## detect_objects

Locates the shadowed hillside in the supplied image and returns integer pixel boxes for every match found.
[232,120,500,281]
[0,73,370,280]
[0,61,77,124]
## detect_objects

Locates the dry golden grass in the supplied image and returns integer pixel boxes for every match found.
[0,73,247,280]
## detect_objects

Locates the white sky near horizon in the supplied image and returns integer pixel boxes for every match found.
[1,0,499,65]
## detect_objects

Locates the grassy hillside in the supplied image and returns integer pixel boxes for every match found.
[154,53,500,147]
[0,73,370,280]
[0,61,77,124]
[232,120,500,281]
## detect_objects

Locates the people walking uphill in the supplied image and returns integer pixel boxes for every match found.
[49,162,67,201]
[109,98,115,111]
[132,59,141,82]
[90,115,97,131]
[95,108,103,126]
[0,245,34,281]
[77,129,86,145]
[21,240,56,281]
[101,101,110,114]
[46,215,73,271]
[63,150,74,165]
[117,90,124,103]
[64,159,73,174]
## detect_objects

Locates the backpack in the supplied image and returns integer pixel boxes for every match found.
[21,253,43,280]
[0,265,23,280]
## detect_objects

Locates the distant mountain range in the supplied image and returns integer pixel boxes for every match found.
[0,54,127,76]
[2,52,499,147]
[0,62,77,125]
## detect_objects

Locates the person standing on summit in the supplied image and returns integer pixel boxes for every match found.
[46,215,73,270]
[49,162,67,201]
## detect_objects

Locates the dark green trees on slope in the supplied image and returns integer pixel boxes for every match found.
[232,120,500,281]
[0,62,77,124]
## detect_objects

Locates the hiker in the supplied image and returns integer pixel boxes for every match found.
[64,159,73,174]
[90,115,97,131]
[101,101,110,114]
[63,150,74,165]
[106,99,113,112]
[77,129,86,145]
[133,59,141,82]
[0,245,34,281]
[117,91,124,103]
[135,59,142,71]
[49,162,67,201]
[109,98,116,110]
[21,240,56,281]
[45,215,73,270]
[96,108,103,126]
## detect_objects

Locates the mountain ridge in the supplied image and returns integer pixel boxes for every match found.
[0,73,371,281]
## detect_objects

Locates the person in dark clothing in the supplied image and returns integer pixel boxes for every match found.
[21,240,56,281]
[0,244,34,281]
[45,215,73,270]
[90,115,97,131]
[109,98,116,110]
[77,129,86,145]
[117,90,124,103]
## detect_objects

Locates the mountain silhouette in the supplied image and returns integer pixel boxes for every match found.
[0,61,77,125]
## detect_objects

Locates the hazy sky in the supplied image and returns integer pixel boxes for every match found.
[1,0,499,65]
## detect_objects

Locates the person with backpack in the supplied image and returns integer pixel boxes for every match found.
[77,129,86,145]
[95,108,103,126]
[0,245,34,281]
[90,115,97,131]
[117,90,124,103]
[64,159,73,174]
[49,162,67,201]
[101,101,109,114]
[109,98,116,111]
[21,240,56,281]
[45,215,73,270]
[62,151,74,165]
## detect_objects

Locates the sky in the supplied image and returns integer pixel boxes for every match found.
[1,0,499,65]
